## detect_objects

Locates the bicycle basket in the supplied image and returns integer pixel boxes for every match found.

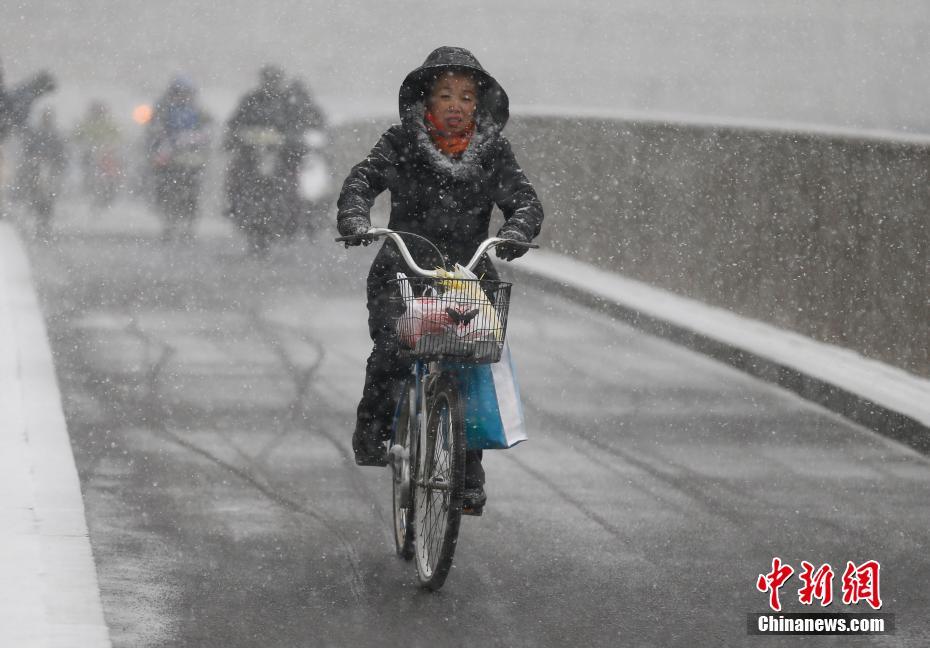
[389,276,512,364]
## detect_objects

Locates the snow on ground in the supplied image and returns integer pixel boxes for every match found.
[0,222,111,647]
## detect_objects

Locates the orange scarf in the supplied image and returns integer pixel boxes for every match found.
[425,110,475,158]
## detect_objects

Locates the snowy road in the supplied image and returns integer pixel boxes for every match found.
[22,199,930,647]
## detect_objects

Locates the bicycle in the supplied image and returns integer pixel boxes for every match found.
[336,227,537,590]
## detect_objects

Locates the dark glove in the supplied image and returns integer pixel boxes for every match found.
[495,228,530,261]
[338,216,371,247]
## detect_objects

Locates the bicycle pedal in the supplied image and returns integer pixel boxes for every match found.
[462,504,484,517]
[462,487,486,516]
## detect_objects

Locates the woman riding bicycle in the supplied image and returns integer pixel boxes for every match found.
[337,46,544,511]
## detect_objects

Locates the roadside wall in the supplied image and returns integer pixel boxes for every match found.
[330,114,929,378]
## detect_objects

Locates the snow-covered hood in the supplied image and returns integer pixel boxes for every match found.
[398,46,509,131]
[398,46,509,179]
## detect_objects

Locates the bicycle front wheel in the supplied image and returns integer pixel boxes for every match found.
[413,374,466,590]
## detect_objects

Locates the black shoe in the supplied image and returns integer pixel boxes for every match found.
[462,486,486,516]
[352,431,388,467]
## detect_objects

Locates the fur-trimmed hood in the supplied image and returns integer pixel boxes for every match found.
[398,47,509,179]
[338,47,542,264]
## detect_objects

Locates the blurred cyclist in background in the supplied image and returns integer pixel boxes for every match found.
[145,75,212,242]
[224,65,329,252]
[0,55,55,217]
[0,56,55,141]
[72,100,123,207]
[16,107,67,238]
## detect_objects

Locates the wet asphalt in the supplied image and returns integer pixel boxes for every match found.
[21,199,930,647]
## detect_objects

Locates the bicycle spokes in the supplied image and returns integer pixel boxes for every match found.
[413,381,465,590]
[418,401,450,576]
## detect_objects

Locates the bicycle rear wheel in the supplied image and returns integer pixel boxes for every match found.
[391,382,416,560]
[414,374,466,590]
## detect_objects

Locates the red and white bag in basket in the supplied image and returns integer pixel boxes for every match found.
[394,273,455,348]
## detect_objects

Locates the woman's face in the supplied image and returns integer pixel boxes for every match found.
[427,72,477,134]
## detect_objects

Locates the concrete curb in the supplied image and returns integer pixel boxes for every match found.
[514,251,930,452]
[0,222,111,647]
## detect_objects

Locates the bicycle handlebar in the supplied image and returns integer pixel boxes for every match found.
[335,227,538,277]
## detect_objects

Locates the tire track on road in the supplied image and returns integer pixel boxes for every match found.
[249,310,392,533]
[125,314,372,601]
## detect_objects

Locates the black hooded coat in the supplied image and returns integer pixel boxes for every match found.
[338,46,544,333]
[336,46,544,438]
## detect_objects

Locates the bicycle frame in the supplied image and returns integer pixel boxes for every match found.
[396,359,428,454]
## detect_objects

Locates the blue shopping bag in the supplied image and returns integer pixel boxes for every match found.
[456,343,527,450]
